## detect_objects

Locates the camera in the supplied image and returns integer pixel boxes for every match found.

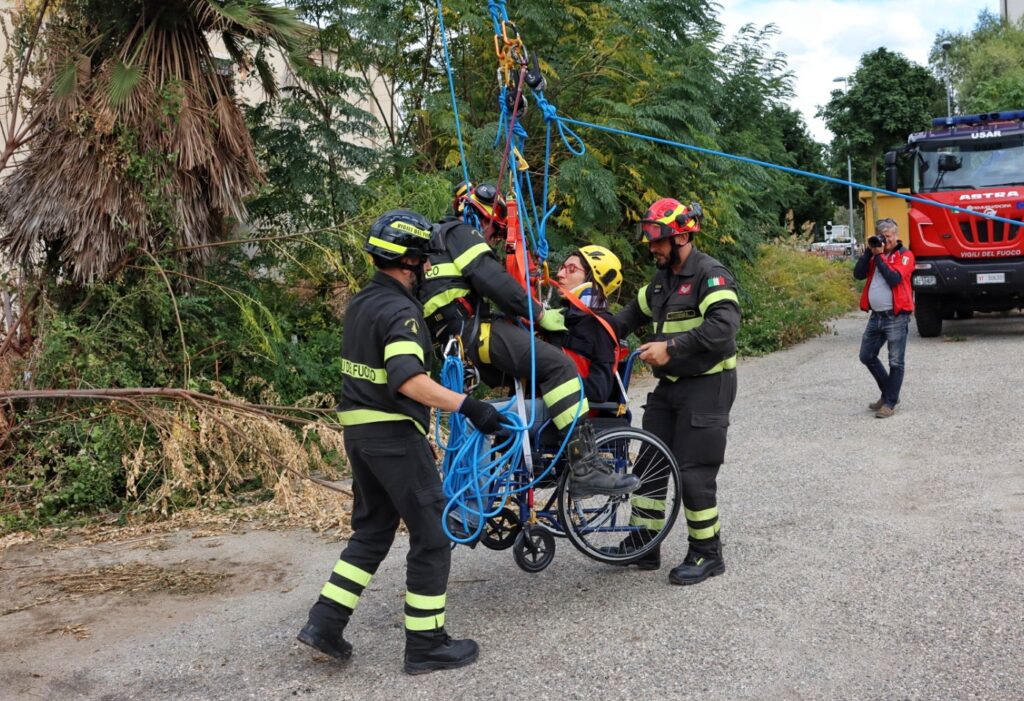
[868,235,884,249]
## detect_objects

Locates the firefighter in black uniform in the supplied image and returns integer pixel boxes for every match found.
[421,182,639,497]
[297,209,505,675]
[611,198,740,584]
[544,245,624,404]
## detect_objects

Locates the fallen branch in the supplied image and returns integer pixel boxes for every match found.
[0,387,348,495]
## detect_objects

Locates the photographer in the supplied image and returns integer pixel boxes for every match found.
[853,218,915,418]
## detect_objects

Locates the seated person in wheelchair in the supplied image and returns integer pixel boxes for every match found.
[543,245,625,407]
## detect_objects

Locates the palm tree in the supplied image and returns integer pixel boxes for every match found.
[0,0,310,284]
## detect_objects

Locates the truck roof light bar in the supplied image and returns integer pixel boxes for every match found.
[931,110,1024,127]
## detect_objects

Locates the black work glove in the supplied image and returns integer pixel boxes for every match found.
[458,396,504,434]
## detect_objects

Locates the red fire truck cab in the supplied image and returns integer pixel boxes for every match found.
[885,110,1024,337]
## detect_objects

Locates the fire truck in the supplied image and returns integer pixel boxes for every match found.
[885,109,1024,337]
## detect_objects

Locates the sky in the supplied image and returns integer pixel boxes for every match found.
[717,0,1002,144]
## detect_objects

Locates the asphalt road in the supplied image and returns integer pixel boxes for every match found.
[2,313,1023,700]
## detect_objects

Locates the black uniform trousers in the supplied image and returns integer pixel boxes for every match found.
[641,369,737,553]
[468,319,587,434]
[307,422,450,646]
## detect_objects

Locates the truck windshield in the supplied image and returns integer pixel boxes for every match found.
[913,135,1024,193]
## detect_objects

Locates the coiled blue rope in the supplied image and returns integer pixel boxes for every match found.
[436,351,581,544]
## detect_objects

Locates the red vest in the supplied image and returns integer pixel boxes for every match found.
[859,245,915,314]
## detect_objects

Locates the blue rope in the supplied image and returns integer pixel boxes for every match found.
[434,0,470,186]
[436,351,581,545]
[533,89,586,157]
[553,115,1024,229]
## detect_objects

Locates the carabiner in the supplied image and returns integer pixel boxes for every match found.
[501,20,521,47]
[443,334,464,359]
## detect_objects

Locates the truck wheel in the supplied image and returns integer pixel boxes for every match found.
[916,297,943,337]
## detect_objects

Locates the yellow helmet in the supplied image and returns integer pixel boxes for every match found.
[577,245,623,296]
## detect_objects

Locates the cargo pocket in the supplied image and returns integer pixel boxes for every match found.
[413,483,450,549]
[682,413,730,465]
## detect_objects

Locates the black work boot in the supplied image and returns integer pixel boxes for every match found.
[404,629,479,675]
[668,542,725,586]
[600,529,661,570]
[567,422,641,498]
[297,621,353,661]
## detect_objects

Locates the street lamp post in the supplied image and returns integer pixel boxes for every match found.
[941,40,953,117]
[832,76,856,243]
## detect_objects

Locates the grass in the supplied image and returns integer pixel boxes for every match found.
[736,245,861,356]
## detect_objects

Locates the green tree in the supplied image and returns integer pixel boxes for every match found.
[411,1,810,276]
[245,1,381,233]
[932,11,1024,113]
[819,48,945,221]
[768,106,831,236]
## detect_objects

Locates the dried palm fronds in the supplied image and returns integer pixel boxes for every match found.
[0,0,311,283]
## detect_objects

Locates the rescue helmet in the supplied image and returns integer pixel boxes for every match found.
[364,209,434,264]
[456,182,508,237]
[577,245,623,296]
[637,198,703,242]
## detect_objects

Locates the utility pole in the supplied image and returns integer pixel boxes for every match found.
[941,40,953,117]
[833,76,856,243]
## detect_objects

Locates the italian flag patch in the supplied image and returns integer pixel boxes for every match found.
[707,275,727,288]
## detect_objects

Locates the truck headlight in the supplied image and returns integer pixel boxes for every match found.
[914,275,937,286]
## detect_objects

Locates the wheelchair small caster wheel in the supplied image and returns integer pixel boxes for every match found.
[512,525,555,573]
[482,508,520,551]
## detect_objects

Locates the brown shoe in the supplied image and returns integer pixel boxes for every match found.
[875,405,895,418]
[868,398,885,412]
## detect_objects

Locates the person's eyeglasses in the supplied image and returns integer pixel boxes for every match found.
[559,262,585,275]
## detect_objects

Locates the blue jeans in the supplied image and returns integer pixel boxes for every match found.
[859,311,909,408]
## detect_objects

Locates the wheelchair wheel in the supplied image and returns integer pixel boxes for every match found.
[481,507,521,550]
[512,525,556,573]
[557,427,681,566]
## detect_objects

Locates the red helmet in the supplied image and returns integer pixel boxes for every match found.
[454,182,508,237]
[637,198,703,242]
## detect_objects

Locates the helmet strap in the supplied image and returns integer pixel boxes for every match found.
[669,234,691,268]
[396,259,426,287]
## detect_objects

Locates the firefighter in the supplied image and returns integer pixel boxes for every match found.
[611,198,740,584]
[421,182,639,497]
[297,209,505,675]
[545,245,624,404]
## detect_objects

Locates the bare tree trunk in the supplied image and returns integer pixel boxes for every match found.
[2,288,12,335]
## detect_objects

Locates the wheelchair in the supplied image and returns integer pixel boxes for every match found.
[447,352,683,573]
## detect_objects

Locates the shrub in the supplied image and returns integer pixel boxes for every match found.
[736,245,860,355]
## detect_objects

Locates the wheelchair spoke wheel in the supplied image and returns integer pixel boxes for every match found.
[481,507,521,550]
[512,525,556,573]
[557,427,681,565]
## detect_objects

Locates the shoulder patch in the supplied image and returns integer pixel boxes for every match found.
[901,255,909,266]
[707,275,728,288]
[403,318,419,335]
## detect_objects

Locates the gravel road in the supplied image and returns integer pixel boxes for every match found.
[3,313,1023,700]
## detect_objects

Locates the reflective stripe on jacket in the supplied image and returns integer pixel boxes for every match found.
[419,218,542,337]
[613,248,741,380]
[337,271,433,434]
